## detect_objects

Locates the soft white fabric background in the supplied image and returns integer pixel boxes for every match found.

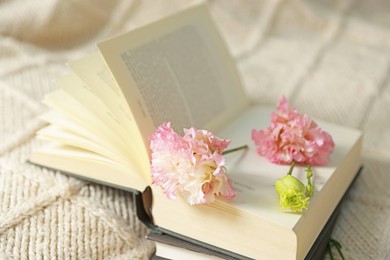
[1,0,390,259]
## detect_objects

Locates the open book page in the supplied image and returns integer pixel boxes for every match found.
[32,88,149,189]
[67,52,150,178]
[97,4,249,148]
[31,144,147,191]
[57,74,147,170]
[31,83,149,187]
[216,105,362,258]
[218,105,362,227]
[42,88,129,159]
[67,52,134,131]
[36,124,131,167]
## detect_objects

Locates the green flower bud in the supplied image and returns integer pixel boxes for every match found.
[275,175,310,213]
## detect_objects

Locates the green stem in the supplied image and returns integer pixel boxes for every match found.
[287,161,296,175]
[327,243,334,260]
[305,165,314,197]
[222,145,248,155]
[330,239,345,260]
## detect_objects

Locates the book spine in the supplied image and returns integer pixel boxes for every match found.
[134,186,161,232]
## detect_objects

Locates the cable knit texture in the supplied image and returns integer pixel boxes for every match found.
[1,0,390,259]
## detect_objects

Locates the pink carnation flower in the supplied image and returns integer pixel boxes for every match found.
[149,122,236,205]
[252,97,335,165]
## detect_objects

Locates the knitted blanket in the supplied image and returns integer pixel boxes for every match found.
[1,0,390,259]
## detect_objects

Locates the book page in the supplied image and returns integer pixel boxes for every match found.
[67,53,150,177]
[218,105,362,228]
[40,88,150,184]
[30,144,147,192]
[67,52,133,129]
[215,105,362,258]
[36,124,130,167]
[97,4,249,147]
[57,73,146,168]
[42,89,128,163]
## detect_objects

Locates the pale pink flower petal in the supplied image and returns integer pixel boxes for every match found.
[252,97,335,165]
[149,122,236,205]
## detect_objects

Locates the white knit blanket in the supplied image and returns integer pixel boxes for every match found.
[1,0,390,259]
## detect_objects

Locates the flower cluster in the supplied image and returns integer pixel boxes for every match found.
[149,122,236,205]
[252,96,335,166]
[252,96,335,212]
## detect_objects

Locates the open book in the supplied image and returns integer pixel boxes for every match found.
[30,4,363,259]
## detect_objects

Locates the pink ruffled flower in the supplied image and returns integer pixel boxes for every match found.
[149,122,236,205]
[252,96,335,165]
